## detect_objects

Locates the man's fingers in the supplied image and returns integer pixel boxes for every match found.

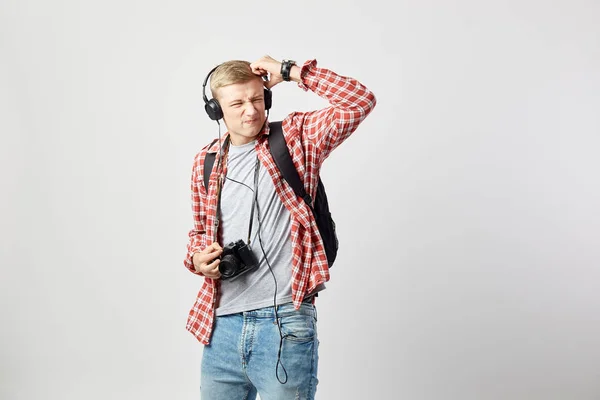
[249,62,263,74]
[200,245,212,254]
[208,249,223,261]
[207,258,220,268]
[201,243,222,255]
[209,242,222,251]
[190,245,224,276]
[204,263,221,279]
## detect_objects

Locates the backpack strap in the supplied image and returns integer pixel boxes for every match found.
[203,138,219,190]
[268,121,313,208]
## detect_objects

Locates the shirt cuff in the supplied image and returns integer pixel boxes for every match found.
[296,59,318,91]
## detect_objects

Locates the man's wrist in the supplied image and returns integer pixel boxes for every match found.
[288,65,301,83]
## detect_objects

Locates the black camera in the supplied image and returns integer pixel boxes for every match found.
[218,239,260,280]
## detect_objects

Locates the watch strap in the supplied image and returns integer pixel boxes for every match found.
[280,59,296,81]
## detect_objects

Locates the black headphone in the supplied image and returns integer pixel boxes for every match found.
[202,64,273,121]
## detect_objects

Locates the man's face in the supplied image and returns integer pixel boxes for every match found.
[217,78,267,145]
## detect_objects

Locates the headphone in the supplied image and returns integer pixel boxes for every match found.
[202,64,273,121]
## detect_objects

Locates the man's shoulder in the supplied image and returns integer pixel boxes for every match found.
[277,112,305,142]
[193,137,221,165]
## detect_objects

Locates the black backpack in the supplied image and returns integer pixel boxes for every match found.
[203,121,339,268]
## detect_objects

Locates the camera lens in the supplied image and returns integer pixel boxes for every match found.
[219,254,240,278]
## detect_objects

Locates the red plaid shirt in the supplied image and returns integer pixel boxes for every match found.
[183,59,376,344]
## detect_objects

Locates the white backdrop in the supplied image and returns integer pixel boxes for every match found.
[1,1,599,399]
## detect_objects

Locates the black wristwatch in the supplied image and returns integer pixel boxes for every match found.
[280,59,296,82]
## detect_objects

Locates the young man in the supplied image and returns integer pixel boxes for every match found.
[183,55,376,399]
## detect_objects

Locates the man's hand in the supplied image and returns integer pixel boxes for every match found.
[192,242,223,279]
[250,55,292,89]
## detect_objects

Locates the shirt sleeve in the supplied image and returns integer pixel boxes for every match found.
[184,153,208,275]
[289,58,377,164]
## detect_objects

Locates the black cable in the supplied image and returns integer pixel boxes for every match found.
[215,121,223,174]
[225,177,254,192]
[252,163,290,385]
[223,140,289,384]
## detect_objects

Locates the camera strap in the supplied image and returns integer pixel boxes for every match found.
[214,135,230,243]
[247,155,260,245]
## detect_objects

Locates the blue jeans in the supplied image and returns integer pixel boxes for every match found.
[200,301,319,400]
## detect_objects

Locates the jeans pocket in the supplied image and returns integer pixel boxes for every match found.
[278,313,316,343]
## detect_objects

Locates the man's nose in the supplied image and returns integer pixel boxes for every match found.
[243,101,258,114]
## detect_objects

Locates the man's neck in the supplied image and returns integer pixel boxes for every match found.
[229,136,254,146]
[229,134,261,149]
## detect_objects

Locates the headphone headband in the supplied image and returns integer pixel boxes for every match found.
[202,65,219,104]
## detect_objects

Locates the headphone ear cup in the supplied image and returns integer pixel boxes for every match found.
[204,99,223,120]
[264,88,272,111]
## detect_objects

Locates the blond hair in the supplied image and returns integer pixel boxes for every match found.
[210,60,259,100]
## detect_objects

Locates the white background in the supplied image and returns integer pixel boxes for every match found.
[1,0,599,399]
